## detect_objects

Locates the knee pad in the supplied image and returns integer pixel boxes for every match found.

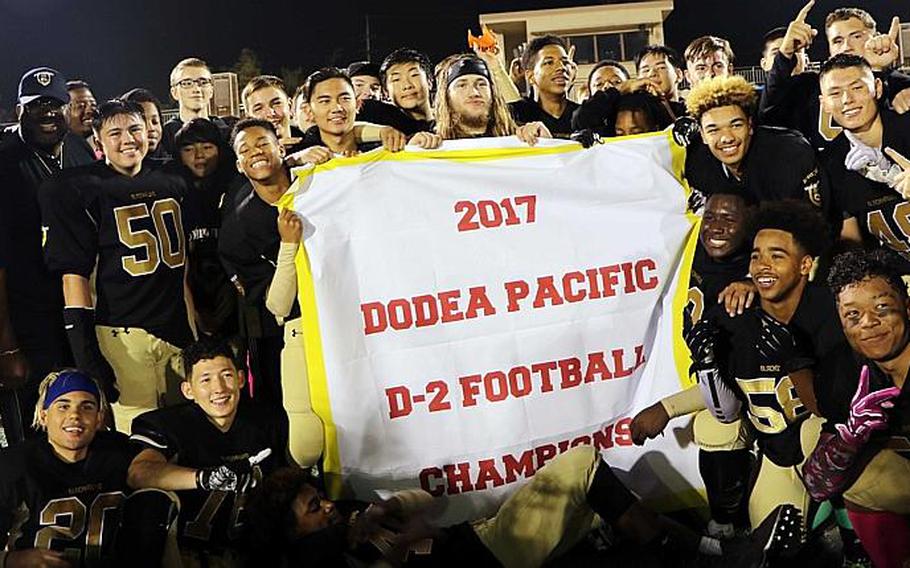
[693,410,750,452]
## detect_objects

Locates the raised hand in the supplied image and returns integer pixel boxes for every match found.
[864,17,901,71]
[835,366,901,449]
[780,1,817,58]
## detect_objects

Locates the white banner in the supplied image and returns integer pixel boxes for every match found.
[286,133,702,523]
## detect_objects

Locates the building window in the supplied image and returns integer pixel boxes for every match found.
[566,29,651,63]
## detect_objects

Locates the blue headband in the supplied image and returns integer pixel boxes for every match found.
[43,370,101,409]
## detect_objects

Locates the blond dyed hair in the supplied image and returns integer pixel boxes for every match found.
[686,75,757,122]
[33,369,108,430]
[434,54,517,141]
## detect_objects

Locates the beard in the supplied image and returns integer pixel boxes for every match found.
[454,107,491,133]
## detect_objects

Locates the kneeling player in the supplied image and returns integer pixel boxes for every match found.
[804,248,910,568]
[127,337,288,567]
[0,370,134,567]
[686,202,832,553]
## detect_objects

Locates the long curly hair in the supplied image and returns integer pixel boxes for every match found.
[434,54,517,140]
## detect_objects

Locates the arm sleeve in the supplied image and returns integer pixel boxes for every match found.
[758,52,799,127]
[265,242,298,319]
[660,385,707,418]
[38,175,98,277]
[801,431,861,501]
[129,412,178,460]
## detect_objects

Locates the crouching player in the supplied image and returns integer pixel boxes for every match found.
[127,337,287,567]
[0,370,173,567]
[685,202,834,561]
[804,248,910,568]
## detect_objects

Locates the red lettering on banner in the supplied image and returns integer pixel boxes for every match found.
[385,386,412,419]
[558,357,582,389]
[415,418,637,496]
[439,290,464,323]
[531,361,557,392]
[584,352,612,382]
[532,276,564,308]
[420,467,445,496]
[504,280,529,312]
[360,259,661,336]
[466,286,496,318]
[503,450,536,482]
[459,375,482,407]
[474,459,506,490]
[443,463,474,494]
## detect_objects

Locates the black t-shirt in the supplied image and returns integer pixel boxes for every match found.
[0,431,136,566]
[820,109,910,269]
[685,245,750,330]
[62,132,98,169]
[218,185,300,338]
[509,96,580,138]
[161,116,231,159]
[684,126,826,212]
[296,125,382,154]
[0,134,67,323]
[760,52,910,151]
[358,99,431,136]
[130,402,287,552]
[706,303,814,466]
[39,161,193,347]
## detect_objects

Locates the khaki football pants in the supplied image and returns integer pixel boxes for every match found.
[748,414,824,530]
[844,448,910,514]
[281,317,324,468]
[96,326,184,434]
[693,410,752,452]
[472,446,603,568]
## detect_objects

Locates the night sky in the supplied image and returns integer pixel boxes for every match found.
[0,0,904,113]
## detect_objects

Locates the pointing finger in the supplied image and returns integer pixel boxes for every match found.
[885,147,910,171]
[889,16,901,42]
[795,0,815,23]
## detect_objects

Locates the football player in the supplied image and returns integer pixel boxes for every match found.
[632,192,754,538]
[128,337,286,567]
[247,445,738,567]
[509,35,579,137]
[241,75,305,152]
[687,201,834,549]
[39,99,194,433]
[761,4,910,150]
[434,55,549,144]
[380,48,436,132]
[161,57,229,157]
[683,36,735,88]
[684,75,827,218]
[818,54,910,258]
[0,370,133,567]
[804,248,910,568]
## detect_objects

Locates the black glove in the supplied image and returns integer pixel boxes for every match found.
[570,128,601,149]
[685,317,718,371]
[671,116,699,147]
[63,307,119,403]
[196,448,272,492]
[756,311,794,359]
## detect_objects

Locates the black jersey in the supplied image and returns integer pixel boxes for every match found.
[130,402,287,552]
[684,126,825,210]
[685,245,750,326]
[0,431,136,566]
[218,185,300,339]
[820,109,910,268]
[707,304,814,466]
[358,99,431,136]
[509,97,580,138]
[39,161,193,347]
[760,52,910,151]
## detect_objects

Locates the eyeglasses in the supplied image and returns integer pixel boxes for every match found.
[173,78,214,89]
